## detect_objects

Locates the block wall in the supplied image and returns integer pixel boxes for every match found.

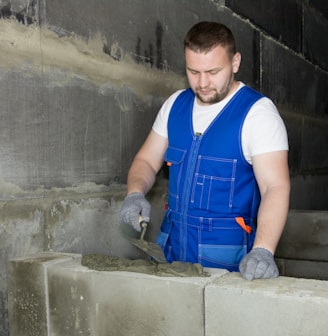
[7,253,328,336]
[0,0,327,334]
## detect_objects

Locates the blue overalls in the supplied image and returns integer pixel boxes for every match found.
[156,86,263,271]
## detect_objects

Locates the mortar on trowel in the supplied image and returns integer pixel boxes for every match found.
[122,216,166,263]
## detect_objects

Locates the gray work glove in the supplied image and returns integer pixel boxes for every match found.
[119,192,151,232]
[239,247,279,281]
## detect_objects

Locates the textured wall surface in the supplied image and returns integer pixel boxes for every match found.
[0,0,327,335]
[0,0,327,203]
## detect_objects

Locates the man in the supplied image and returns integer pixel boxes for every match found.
[120,21,290,280]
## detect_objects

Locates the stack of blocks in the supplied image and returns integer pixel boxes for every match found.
[8,252,328,336]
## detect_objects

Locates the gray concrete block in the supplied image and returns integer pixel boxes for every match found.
[8,252,226,336]
[276,258,328,280]
[261,35,328,116]
[44,196,130,256]
[205,272,328,336]
[281,111,302,174]
[228,18,261,89]
[0,200,45,334]
[42,186,166,259]
[46,257,226,336]
[304,6,328,71]
[226,0,302,52]
[290,175,328,210]
[276,210,328,261]
[309,0,328,19]
[284,108,328,205]
[302,117,328,172]
[7,252,80,336]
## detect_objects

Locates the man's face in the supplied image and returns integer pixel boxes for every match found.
[185,45,241,106]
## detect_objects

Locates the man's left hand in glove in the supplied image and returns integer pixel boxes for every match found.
[239,247,279,280]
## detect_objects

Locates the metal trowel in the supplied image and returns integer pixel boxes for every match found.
[123,216,167,263]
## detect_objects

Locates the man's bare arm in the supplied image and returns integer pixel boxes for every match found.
[127,130,168,195]
[252,150,290,253]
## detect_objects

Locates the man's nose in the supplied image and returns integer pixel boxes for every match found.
[198,73,210,88]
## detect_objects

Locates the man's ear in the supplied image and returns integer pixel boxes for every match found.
[232,52,241,73]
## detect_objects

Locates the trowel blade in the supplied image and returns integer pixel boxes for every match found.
[120,223,167,263]
[126,236,167,263]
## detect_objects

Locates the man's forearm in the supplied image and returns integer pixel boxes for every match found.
[253,184,290,254]
[127,158,157,195]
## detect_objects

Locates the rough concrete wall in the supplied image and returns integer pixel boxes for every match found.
[225,0,328,209]
[0,10,185,194]
[1,0,326,203]
[0,0,327,335]
[0,0,328,203]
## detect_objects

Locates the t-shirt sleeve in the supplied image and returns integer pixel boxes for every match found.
[242,97,289,162]
[152,90,184,138]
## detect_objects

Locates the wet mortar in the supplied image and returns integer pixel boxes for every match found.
[81,254,210,277]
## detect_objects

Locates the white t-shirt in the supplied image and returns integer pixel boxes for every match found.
[152,82,288,164]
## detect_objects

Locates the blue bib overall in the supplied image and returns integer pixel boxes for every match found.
[156,86,263,271]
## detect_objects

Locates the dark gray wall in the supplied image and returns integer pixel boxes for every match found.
[0,0,327,335]
[0,0,327,206]
[225,0,328,210]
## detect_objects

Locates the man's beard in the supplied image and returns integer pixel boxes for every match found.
[196,74,234,104]
[196,89,228,104]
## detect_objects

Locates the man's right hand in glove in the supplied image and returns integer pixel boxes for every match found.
[119,192,151,232]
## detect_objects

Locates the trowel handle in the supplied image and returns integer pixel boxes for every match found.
[138,215,148,240]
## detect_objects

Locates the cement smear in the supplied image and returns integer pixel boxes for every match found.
[81,254,210,277]
[0,19,186,101]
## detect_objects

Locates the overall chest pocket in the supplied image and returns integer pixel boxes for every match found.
[164,146,186,211]
[191,156,237,212]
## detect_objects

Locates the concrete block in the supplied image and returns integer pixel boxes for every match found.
[281,111,302,174]
[8,252,227,336]
[302,117,328,172]
[261,35,328,116]
[228,18,261,89]
[304,6,328,71]
[276,210,328,261]
[7,252,80,336]
[276,258,328,280]
[226,0,302,52]
[47,257,226,336]
[44,196,134,257]
[43,189,166,259]
[0,200,45,334]
[205,272,328,336]
[308,0,328,19]
[289,175,328,210]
